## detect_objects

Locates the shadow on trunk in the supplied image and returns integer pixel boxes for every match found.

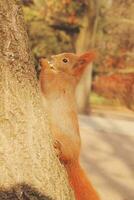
[0,184,53,200]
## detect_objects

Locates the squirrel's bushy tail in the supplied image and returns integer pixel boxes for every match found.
[65,161,100,200]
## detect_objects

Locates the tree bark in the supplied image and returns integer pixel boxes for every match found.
[0,0,75,199]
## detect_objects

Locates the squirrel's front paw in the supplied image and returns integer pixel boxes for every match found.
[53,140,62,158]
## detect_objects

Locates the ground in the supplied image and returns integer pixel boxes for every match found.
[79,111,134,200]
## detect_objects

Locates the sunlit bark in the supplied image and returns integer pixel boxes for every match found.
[0,0,74,199]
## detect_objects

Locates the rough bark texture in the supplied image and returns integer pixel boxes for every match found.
[0,0,75,199]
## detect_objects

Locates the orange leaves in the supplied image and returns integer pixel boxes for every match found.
[67,12,77,24]
[63,0,72,5]
[93,73,134,109]
[99,53,127,72]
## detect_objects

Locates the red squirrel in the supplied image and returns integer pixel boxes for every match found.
[39,52,100,200]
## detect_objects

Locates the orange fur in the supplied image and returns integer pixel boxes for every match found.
[39,52,100,200]
[65,161,100,200]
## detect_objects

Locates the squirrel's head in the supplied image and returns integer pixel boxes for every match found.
[39,51,96,81]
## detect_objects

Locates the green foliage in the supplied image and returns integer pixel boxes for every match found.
[27,20,73,57]
[23,6,40,21]
[90,92,119,106]
[23,5,74,60]
[23,0,89,61]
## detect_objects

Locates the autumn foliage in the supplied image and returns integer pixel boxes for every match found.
[93,73,134,110]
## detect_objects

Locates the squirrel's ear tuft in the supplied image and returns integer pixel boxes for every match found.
[77,51,96,65]
[72,51,96,79]
[39,58,49,70]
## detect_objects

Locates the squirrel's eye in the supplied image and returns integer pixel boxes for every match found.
[62,58,68,63]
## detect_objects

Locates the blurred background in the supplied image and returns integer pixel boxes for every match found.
[22,0,134,115]
[22,1,134,200]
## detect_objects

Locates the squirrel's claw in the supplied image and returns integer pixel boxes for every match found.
[53,140,62,158]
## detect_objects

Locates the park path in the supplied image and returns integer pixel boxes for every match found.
[79,114,134,200]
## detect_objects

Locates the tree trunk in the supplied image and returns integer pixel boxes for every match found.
[75,14,93,114]
[75,0,101,114]
[0,1,75,199]
[75,12,93,114]
[75,64,93,114]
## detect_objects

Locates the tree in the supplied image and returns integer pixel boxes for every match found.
[0,0,75,199]
[75,0,101,114]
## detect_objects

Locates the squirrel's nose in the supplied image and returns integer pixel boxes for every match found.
[50,55,57,65]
